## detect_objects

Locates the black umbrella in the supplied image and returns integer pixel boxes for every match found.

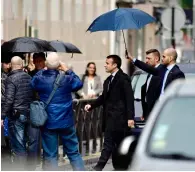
[1,52,26,63]
[1,37,56,53]
[49,40,82,58]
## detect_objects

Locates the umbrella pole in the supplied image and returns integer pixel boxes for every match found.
[71,53,73,58]
[122,30,128,58]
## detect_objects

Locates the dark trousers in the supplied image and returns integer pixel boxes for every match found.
[94,129,128,171]
[27,124,40,170]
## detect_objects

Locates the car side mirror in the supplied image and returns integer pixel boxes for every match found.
[112,136,138,170]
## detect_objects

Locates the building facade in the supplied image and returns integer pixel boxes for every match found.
[1,0,116,80]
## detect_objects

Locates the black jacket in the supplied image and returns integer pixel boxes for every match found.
[1,71,8,108]
[1,69,33,119]
[90,69,135,132]
[141,64,164,119]
[134,59,185,119]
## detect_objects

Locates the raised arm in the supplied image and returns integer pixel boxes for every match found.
[133,59,159,76]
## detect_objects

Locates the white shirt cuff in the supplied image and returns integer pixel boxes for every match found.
[133,58,137,62]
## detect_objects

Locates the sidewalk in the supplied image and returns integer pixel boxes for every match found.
[35,139,102,171]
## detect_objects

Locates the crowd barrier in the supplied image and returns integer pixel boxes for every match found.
[72,98,104,154]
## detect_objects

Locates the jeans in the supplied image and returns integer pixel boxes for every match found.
[27,123,40,170]
[41,126,85,171]
[8,114,27,170]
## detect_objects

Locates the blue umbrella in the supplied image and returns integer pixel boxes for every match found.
[87,8,156,56]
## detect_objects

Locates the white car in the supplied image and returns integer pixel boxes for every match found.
[119,79,195,170]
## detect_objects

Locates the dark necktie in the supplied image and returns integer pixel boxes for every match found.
[107,75,113,92]
[146,74,151,82]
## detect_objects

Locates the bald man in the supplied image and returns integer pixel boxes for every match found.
[128,47,185,100]
[31,52,85,171]
[1,56,33,170]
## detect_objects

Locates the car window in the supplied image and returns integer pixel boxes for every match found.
[147,97,195,159]
[185,73,195,79]
[134,74,147,99]
[131,75,140,91]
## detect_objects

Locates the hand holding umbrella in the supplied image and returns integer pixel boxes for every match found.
[87,7,156,57]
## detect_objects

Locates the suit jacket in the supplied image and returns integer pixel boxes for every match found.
[90,69,135,132]
[77,75,103,97]
[135,60,185,118]
[141,64,163,119]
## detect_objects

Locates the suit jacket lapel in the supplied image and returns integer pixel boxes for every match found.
[108,69,122,92]
[165,65,178,88]
[105,69,122,99]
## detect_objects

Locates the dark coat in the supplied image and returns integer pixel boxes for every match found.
[90,69,135,132]
[1,69,33,119]
[141,64,164,119]
[1,71,8,108]
[134,59,185,118]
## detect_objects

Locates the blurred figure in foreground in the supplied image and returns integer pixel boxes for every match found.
[1,56,33,170]
[31,52,85,171]
[78,62,102,99]
[1,62,11,161]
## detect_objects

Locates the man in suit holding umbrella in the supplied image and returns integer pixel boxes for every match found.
[128,48,185,102]
[85,55,135,171]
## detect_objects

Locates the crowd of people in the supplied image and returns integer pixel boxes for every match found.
[1,47,185,171]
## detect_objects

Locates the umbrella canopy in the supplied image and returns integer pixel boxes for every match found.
[49,40,82,54]
[87,8,156,32]
[1,37,56,53]
[1,52,26,63]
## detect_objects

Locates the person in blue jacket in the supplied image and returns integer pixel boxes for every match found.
[31,52,85,171]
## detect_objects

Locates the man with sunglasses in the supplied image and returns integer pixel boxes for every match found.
[128,47,185,102]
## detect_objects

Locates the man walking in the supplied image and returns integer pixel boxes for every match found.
[31,52,85,171]
[129,48,185,101]
[85,55,135,171]
[1,56,33,170]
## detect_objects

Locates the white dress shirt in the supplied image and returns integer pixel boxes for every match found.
[88,78,95,95]
[111,69,119,82]
[160,64,176,99]
[146,63,160,92]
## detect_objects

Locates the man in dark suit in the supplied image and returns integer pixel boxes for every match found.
[129,47,185,104]
[139,49,162,121]
[85,55,135,171]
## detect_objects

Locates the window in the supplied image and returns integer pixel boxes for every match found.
[185,73,195,80]
[51,0,60,21]
[63,0,71,22]
[37,0,46,20]
[134,74,147,99]
[148,97,195,159]
[75,0,83,22]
